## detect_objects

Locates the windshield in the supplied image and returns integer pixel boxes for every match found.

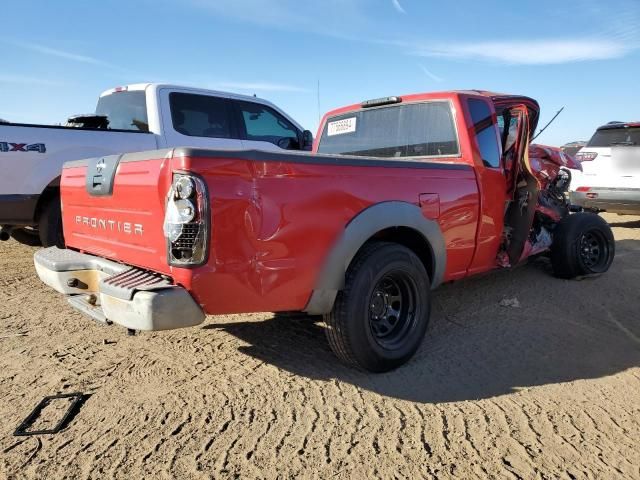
[587,126,640,147]
[95,91,149,132]
[317,101,459,157]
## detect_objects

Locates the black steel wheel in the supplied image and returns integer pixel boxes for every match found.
[578,230,610,271]
[551,212,615,278]
[324,242,431,372]
[368,272,418,350]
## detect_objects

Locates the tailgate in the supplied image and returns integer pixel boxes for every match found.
[61,150,174,274]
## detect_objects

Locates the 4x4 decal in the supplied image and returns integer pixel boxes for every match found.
[0,142,46,153]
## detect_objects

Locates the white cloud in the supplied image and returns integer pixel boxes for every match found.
[172,0,640,68]
[418,64,443,82]
[391,0,406,14]
[412,38,632,65]
[185,0,369,40]
[7,40,115,68]
[211,81,309,93]
[0,74,67,87]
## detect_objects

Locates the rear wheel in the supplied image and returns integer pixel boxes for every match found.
[10,227,42,247]
[38,197,64,248]
[550,213,615,278]
[324,242,431,372]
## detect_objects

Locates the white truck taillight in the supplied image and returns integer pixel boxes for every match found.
[163,173,209,266]
[576,151,598,162]
[576,186,598,199]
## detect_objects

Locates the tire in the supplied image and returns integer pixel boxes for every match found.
[10,227,42,247]
[38,197,64,248]
[324,242,431,372]
[550,212,615,279]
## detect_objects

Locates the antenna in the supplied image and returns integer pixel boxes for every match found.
[317,79,321,124]
[532,106,564,141]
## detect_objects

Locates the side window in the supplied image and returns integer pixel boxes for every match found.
[169,92,233,138]
[236,101,300,148]
[468,98,501,168]
[498,113,519,153]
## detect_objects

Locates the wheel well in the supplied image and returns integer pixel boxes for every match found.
[362,226,435,283]
[34,178,60,223]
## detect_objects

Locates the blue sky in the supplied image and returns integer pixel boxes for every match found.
[1,0,638,145]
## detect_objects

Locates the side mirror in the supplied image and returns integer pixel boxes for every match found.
[301,130,313,151]
[277,137,295,150]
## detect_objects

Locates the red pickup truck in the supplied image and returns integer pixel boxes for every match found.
[35,90,615,372]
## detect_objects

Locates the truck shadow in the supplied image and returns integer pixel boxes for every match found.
[203,238,640,403]
[607,220,640,229]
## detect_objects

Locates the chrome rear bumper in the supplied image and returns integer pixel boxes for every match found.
[34,247,205,331]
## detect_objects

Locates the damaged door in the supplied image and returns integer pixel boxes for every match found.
[499,104,540,266]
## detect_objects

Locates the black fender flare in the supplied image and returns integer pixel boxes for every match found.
[304,201,446,314]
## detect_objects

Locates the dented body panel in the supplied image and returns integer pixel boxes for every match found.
[61,148,479,315]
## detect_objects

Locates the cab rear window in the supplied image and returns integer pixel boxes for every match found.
[588,126,640,147]
[95,91,149,132]
[317,101,459,158]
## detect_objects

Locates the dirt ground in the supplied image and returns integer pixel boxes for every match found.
[0,213,639,479]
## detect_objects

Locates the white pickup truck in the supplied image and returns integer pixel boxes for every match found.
[0,83,312,246]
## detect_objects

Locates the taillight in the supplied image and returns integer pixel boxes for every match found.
[576,151,598,162]
[163,173,209,266]
[576,186,597,198]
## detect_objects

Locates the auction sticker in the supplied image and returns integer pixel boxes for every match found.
[327,117,357,136]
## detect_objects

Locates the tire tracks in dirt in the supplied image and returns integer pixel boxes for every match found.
[1,215,639,478]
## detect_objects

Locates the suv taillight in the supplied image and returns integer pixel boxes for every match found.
[576,151,598,162]
[163,173,209,266]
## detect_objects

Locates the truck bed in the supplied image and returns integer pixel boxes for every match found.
[61,147,479,314]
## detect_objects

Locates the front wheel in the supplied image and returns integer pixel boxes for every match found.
[550,213,615,279]
[324,242,431,372]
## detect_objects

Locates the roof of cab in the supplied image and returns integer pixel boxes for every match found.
[597,121,640,130]
[98,83,304,131]
[323,90,538,117]
[321,89,540,135]
[99,83,272,104]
